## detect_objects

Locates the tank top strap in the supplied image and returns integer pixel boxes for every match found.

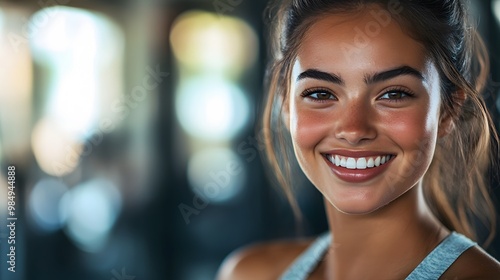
[280,231,475,280]
[405,232,476,279]
[280,232,331,280]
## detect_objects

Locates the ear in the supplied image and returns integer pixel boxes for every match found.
[438,90,465,138]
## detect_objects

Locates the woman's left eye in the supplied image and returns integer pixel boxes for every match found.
[378,90,413,101]
[309,92,335,100]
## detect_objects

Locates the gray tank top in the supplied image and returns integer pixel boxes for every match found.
[280,232,475,279]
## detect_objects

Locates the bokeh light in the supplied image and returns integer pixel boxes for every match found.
[59,178,122,252]
[30,7,100,137]
[29,178,68,232]
[187,147,246,203]
[176,76,250,141]
[29,6,124,141]
[170,10,258,75]
[493,0,500,25]
[28,6,124,176]
[31,117,83,176]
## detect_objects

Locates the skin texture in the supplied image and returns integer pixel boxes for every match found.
[289,14,442,216]
[217,6,500,280]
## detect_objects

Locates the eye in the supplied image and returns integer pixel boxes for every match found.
[378,88,414,102]
[301,88,337,102]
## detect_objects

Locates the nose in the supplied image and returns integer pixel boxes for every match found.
[334,99,377,145]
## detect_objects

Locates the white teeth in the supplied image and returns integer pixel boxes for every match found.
[327,154,393,170]
[346,158,356,169]
[367,158,374,168]
[356,158,367,169]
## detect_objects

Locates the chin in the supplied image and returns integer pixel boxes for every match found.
[326,191,398,215]
[333,202,385,215]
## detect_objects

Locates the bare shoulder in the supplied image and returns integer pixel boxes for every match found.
[442,245,500,279]
[216,237,314,280]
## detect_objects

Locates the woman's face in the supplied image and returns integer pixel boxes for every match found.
[288,8,450,214]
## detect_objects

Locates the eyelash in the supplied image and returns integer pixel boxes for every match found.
[378,87,415,102]
[300,88,336,103]
[300,87,415,103]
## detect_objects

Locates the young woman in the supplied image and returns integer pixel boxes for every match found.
[218,0,500,279]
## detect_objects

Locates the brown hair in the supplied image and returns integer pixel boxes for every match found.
[262,0,499,245]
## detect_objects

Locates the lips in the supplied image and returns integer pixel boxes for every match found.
[322,151,396,183]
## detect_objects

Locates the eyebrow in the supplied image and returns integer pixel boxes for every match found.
[364,66,424,84]
[297,69,344,85]
[296,66,424,85]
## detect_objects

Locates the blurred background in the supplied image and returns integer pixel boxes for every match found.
[0,0,499,279]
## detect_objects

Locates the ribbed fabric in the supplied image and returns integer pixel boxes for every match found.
[280,232,331,280]
[280,232,475,280]
[405,232,475,279]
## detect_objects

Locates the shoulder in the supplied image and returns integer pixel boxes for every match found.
[216,238,314,280]
[442,245,500,279]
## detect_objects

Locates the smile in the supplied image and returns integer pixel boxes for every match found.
[325,154,394,170]
[322,152,396,183]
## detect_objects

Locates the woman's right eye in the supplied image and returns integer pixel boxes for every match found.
[301,89,336,101]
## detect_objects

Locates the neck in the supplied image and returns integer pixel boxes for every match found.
[323,184,448,279]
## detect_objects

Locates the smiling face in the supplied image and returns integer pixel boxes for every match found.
[287,8,451,214]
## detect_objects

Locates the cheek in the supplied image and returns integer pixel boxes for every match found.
[386,97,440,144]
[384,105,439,181]
[290,104,329,152]
[384,109,437,147]
[289,103,331,183]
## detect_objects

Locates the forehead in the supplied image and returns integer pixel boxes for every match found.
[295,7,427,73]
